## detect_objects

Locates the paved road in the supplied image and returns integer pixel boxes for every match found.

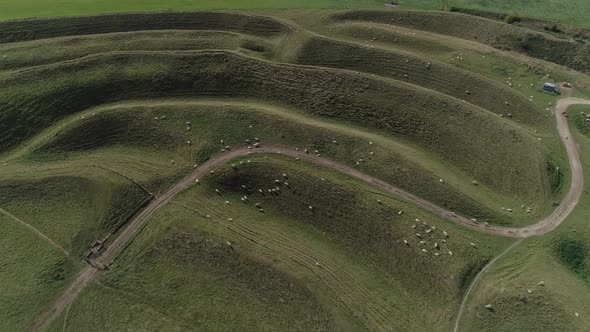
[31,98,588,331]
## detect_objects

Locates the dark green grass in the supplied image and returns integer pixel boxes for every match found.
[553,236,589,281]
[332,9,590,72]
[569,105,590,138]
[295,36,545,124]
[0,12,291,43]
[41,111,181,154]
[0,30,274,71]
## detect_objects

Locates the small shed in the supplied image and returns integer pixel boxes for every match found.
[543,82,557,92]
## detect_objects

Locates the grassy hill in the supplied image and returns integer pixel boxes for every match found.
[403,0,590,30]
[0,7,588,332]
[456,106,590,331]
[44,155,513,331]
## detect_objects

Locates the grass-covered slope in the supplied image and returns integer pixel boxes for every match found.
[457,107,590,332]
[295,36,544,124]
[0,30,275,72]
[0,10,581,332]
[49,155,512,331]
[26,101,549,227]
[403,0,590,30]
[0,214,76,331]
[0,12,291,43]
[0,171,150,255]
[0,51,551,220]
[52,233,334,332]
[331,9,590,72]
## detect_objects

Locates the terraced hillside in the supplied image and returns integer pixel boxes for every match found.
[1,8,589,332]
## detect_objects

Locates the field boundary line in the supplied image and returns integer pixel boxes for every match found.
[0,207,69,256]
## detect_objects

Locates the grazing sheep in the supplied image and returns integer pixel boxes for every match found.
[470,242,477,248]
[403,240,409,245]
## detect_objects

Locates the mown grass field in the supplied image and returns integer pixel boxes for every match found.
[0,6,589,332]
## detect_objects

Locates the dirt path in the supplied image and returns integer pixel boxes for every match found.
[32,98,588,331]
[452,97,589,331]
[0,207,69,257]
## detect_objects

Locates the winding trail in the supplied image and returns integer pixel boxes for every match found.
[30,98,588,331]
[452,97,589,332]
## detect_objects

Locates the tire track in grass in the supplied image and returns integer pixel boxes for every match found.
[176,201,420,331]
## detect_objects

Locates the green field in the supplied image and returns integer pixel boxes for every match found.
[404,0,590,29]
[0,0,382,21]
[1,4,590,332]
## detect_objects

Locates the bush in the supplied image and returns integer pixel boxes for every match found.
[505,13,522,24]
